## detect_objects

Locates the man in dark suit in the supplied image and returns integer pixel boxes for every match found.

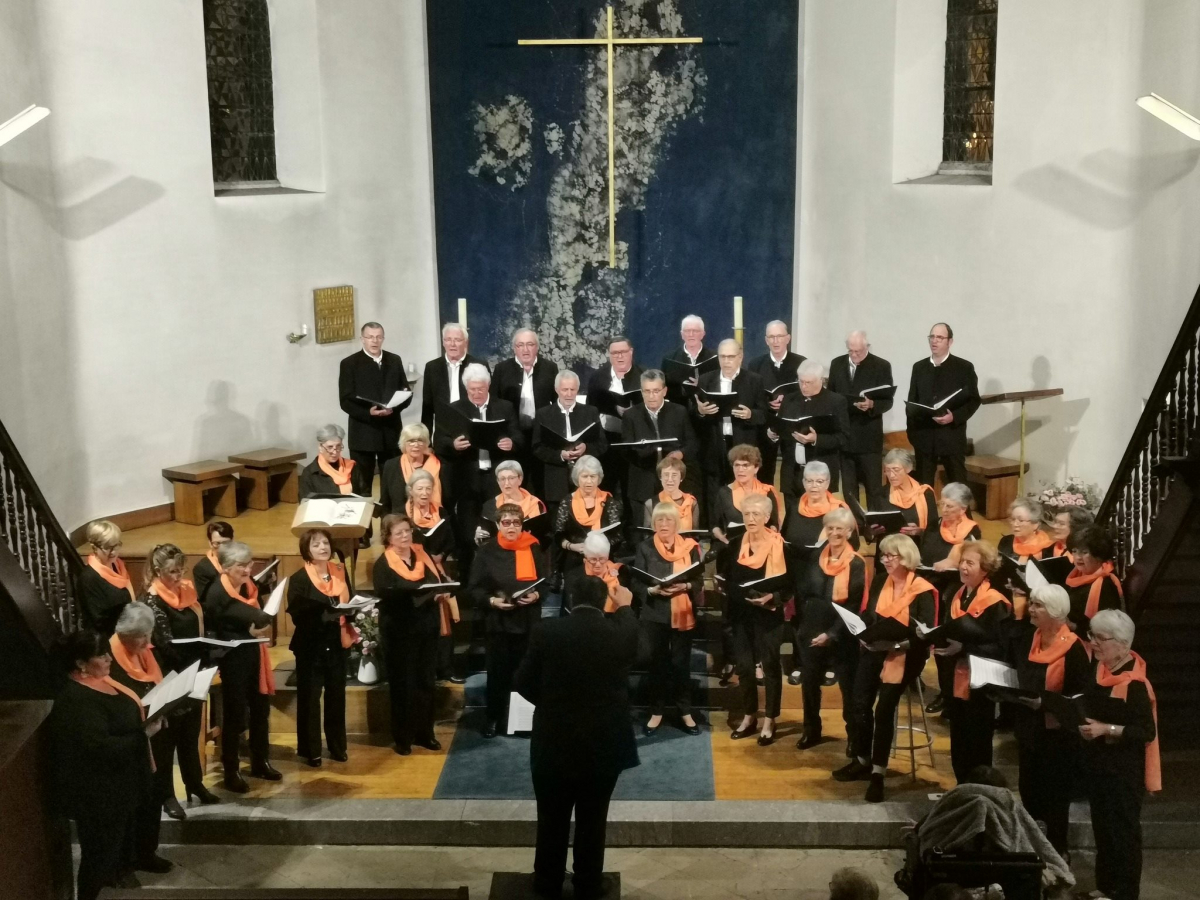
[906,322,981,486]
[828,330,893,507]
[695,339,766,519]
[493,328,559,493]
[747,319,806,484]
[532,371,608,510]
[514,574,639,900]
[660,314,716,407]
[432,363,523,574]
[420,322,488,438]
[621,369,700,515]
[775,359,850,502]
[586,335,644,515]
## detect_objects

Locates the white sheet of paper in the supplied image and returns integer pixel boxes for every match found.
[149,660,201,716]
[189,666,219,700]
[859,384,896,397]
[933,388,963,410]
[341,595,379,612]
[384,389,412,409]
[968,655,1021,691]
[832,602,867,636]
[262,575,288,617]
[1024,559,1050,593]
[507,691,536,734]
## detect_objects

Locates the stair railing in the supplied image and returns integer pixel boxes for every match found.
[0,416,83,635]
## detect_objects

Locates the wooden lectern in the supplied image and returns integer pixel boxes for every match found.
[291,497,374,586]
[979,388,1063,494]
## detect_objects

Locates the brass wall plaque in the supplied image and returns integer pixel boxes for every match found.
[313,286,356,344]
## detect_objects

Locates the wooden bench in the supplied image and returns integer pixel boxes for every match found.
[965,454,1029,520]
[162,460,242,525]
[229,448,306,510]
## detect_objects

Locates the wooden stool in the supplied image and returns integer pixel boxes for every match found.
[162,460,242,525]
[229,448,306,510]
[965,455,1029,520]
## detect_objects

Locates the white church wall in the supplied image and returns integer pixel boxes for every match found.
[796,0,1200,497]
[31,0,441,526]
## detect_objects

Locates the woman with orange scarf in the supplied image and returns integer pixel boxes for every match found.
[873,448,936,540]
[795,507,867,751]
[379,422,444,516]
[643,455,700,531]
[835,533,937,803]
[1047,506,1094,560]
[202,540,278,792]
[141,543,218,816]
[468,503,546,739]
[998,497,1055,563]
[575,532,632,614]
[287,529,354,767]
[1008,584,1090,855]
[725,493,793,746]
[81,519,136,636]
[921,482,982,569]
[48,630,162,900]
[298,424,359,499]
[932,541,1012,781]
[191,521,233,605]
[711,443,783,544]
[553,455,621,609]
[477,460,547,543]
[1065,526,1124,633]
[405,468,455,560]
[1081,609,1159,900]
[632,501,704,737]
[373,514,452,754]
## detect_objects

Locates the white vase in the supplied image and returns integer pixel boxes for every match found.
[357,657,378,684]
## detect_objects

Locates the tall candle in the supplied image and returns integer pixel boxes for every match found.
[458,297,468,329]
[733,295,744,330]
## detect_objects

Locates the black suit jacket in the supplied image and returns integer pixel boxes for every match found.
[421,353,489,434]
[906,355,981,454]
[620,402,699,502]
[432,397,523,497]
[661,345,716,404]
[777,388,850,494]
[339,350,410,453]
[515,605,640,776]
[747,351,806,392]
[492,357,559,428]
[532,403,608,502]
[694,369,766,466]
[586,363,644,433]
[828,352,894,454]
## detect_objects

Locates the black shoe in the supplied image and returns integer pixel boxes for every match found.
[822,671,837,687]
[642,719,660,737]
[865,773,885,803]
[731,719,758,740]
[681,720,701,736]
[188,785,220,805]
[757,730,775,747]
[137,854,174,874]
[395,745,412,756]
[163,797,187,820]
[832,759,871,782]
[223,771,249,793]
[358,536,371,549]
[303,756,322,768]
[249,762,282,781]
[415,737,442,751]
[787,669,802,686]
[796,732,822,750]
[925,694,945,715]
[449,674,467,685]
[481,721,497,739]
[718,664,735,687]
[330,750,349,762]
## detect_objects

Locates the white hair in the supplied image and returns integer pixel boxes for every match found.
[717,338,741,355]
[1090,609,1135,647]
[765,320,790,335]
[802,460,831,481]
[570,454,604,484]
[115,602,156,638]
[216,540,254,569]
[846,329,869,347]
[883,447,915,471]
[407,468,435,489]
[582,532,612,558]
[511,328,538,347]
[494,459,524,480]
[681,315,705,331]
[1031,584,1070,621]
[316,423,345,444]
[941,482,974,510]
[442,322,468,339]
[798,359,826,380]
[554,370,580,389]
[463,362,491,386]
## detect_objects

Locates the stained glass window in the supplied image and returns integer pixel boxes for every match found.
[204,0,277,185]
[942,0,997,165]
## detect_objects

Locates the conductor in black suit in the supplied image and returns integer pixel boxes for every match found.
[906,322,981,486]
[747,319,806,480]
[532,371,608,510]
[774,359,850,502]
[586,335,644,510]
[338,322,411,495]
[696,339,766,519]
[828,330,893,508]
[493,328,559,491]
[621,369,700,511]
[420,322,488,438]
[514,574,639,900]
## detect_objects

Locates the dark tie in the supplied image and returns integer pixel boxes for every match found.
[650,409,663,462]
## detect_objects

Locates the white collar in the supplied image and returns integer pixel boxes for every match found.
[364,349,383,363]
[446,355,464,367]
[520,357,538,374]
[770,351,789,364]
[721,369,741,381]
[930,352,952,366]
[558,401,576,414]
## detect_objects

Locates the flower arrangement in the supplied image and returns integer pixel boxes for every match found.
[1037,477,1103,513]
[353,606,382,660]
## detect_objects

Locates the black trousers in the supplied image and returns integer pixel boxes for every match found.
[453,490,484,577]
[163,704,205,795]
[1088,773,1144,900]
[840,450,884,508]
[486,631,529,725]
[643,621,693,717]
[797,637,857,739]
[914,448,967,488]
[349,447,399,496]
[218,647,271,772]
[734,612,785,718]
[74,802,137,900]
[848,650,925,768]
[1017,727,1077,855]
[933,652,955,702]
[384,627,438,748]
[947,691,996,782]
[532,765,621,898]
[295,645,348,759]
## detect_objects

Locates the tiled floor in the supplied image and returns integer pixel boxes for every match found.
[134,845,1200,899]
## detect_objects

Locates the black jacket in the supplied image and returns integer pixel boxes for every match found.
[298,457,360,499]
[287,567,350,659]
[372,553,443,637]
[620,402,699,503]
[747,351,806,392]
[532,402,608,502]
[721,533,795,628]
[694,368,766,462]
[631,536,703,627]
[468,538,548,634]
[432,397,524,498]
[378,455,447,518]
[191,556,220,606]
[661,345,716,403]
[906,355,981,455]
[776,388,850,495]
[586,363,645,434]
[202,578,273,642]
[798,552,869,642]
[421,353,489,434]
[514,605,640,776]
[828,352,894,454]
[79,567,133,637]
[339,349,411,454]
[492,357,559,428]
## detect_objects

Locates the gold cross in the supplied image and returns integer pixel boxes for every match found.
[519,6,702,267]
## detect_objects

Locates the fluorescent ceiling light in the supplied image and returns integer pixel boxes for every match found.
[1136,93,1200,141]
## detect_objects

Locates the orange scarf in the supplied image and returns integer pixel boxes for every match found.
[304,560,357,649]
[1066,561,1123,619]
[653,534,698,631]
[1029,624,1082,728]
[819,544,865,608]
[74,674,155,771]
[205,548,224,573]
[407,499,442,530]
[571,489,612,530]
[401,453,442,507]
[658,491,697,531]
[108,631,164,684]
[497,489,544,520]
[875,573,936,683]
[497,532,540,581]
[591,561,625,613]
[890,476,931,530]
[87,555,137,603]
[730,479,784,524]
[1012,530,1053,561]
[798,491,846,519]
[1096,653,1161,793]
[220,574,275,695]
[317,455,356,495]
[939,515,977,545]
[950,580,1011,699]
[384,546,459,637]
[736,530,788,578]
[152,578,203,632]
[1051,541,1073,562]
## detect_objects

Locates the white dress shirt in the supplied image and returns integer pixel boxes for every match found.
[364,349,383,368]
[446,357,463,403]
[601,367,629,433]
[519,360,537,421]
[719,370,738,437]
[476,402,491,470]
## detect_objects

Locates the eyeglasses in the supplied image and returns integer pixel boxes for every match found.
[1087,632,1117,643]
[879,553,900,562]
[320,442,344,452]
[498,519,523,527]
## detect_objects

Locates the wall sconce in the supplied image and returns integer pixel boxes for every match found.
[287,324,309,344]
